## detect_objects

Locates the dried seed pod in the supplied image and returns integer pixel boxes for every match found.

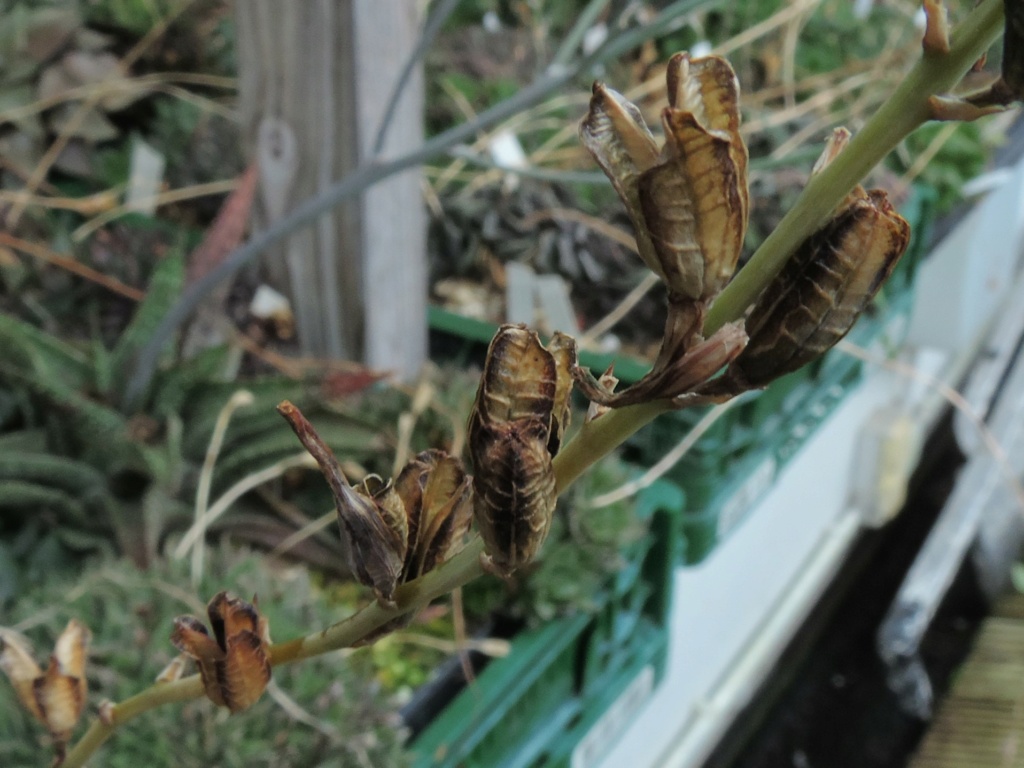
[732,191,908,387]
[468,325,576,577]
[576,52,749,410]
[579,83,663,281]
[581,53,748,303]
[171,592,271,713]
[279,401,406,604]
[472,419,557,577]
[643,53,749,301]
[706,135,910,393]
[396,449,473,583]
[0,619,90,752]
[279,402,473,607]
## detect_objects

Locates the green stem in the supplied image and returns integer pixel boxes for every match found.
[705,0,1005,335]
[62,540,487,768]
[553,401,670,494]
[61,3,1005,765]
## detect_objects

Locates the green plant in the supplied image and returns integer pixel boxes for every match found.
[0,548,410,768]
[0,248,385,571]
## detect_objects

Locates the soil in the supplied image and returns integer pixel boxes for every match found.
[702,414,988,768]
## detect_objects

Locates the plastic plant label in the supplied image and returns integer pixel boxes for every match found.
[571,665,655,768]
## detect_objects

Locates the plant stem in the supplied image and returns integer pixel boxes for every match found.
[553,401,670,494]
[705,0,1005,335]
[62,4,1005,765]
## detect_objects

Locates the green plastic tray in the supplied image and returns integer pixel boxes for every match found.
[407,480,683,768]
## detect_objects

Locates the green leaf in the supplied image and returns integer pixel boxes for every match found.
[0,312,92,386]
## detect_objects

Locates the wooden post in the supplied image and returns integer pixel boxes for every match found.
[236,0,427,379]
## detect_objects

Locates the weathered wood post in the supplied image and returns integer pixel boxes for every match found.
[236,0,427,378]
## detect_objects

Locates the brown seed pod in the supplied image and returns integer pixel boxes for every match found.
[579,82,663,282]
[468,325,575,576]
[581,53,747,303]
[734,191,908,387]
[471,418,558,577]
[0,619,90,752]
[395,449,473,583]
[575,52,749,410]
[171,593,271,713]
[279,402,473,607]
[643,53,749,302]
[709,131,910,393]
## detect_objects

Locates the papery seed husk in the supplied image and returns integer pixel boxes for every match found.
[53,620,89,684]
[579,83,665,280]
[728,192,909,387]
[35,656,85,739]
[576,320,747,408]
[219,629,271,713]
[209,592,259,648]
[172,596,271,712]
[277,401,408,603]
[359,475,410,569]
[666,53,743,144]
[336,479,406,604]
[651,107,748,300]
[396,450,471,581]
[473,325,558,427]
[171,616,225,663]
[637,153,704,299]
[544,331,577,455]
[393,460,427,578]
[472,419,557,577]
[171,616,228,707]
[0,631,45,723]
[405,452,473,581]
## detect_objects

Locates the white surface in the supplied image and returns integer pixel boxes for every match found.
[595,370,906,768]
[908,159,1024,353]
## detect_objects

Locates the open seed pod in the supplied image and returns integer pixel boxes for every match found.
[0,619,90,756]
[171,592,272,713]
[582,52,747,303]
[576,52,749,409]
[468,325,576,577]
[278,402,473,606]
